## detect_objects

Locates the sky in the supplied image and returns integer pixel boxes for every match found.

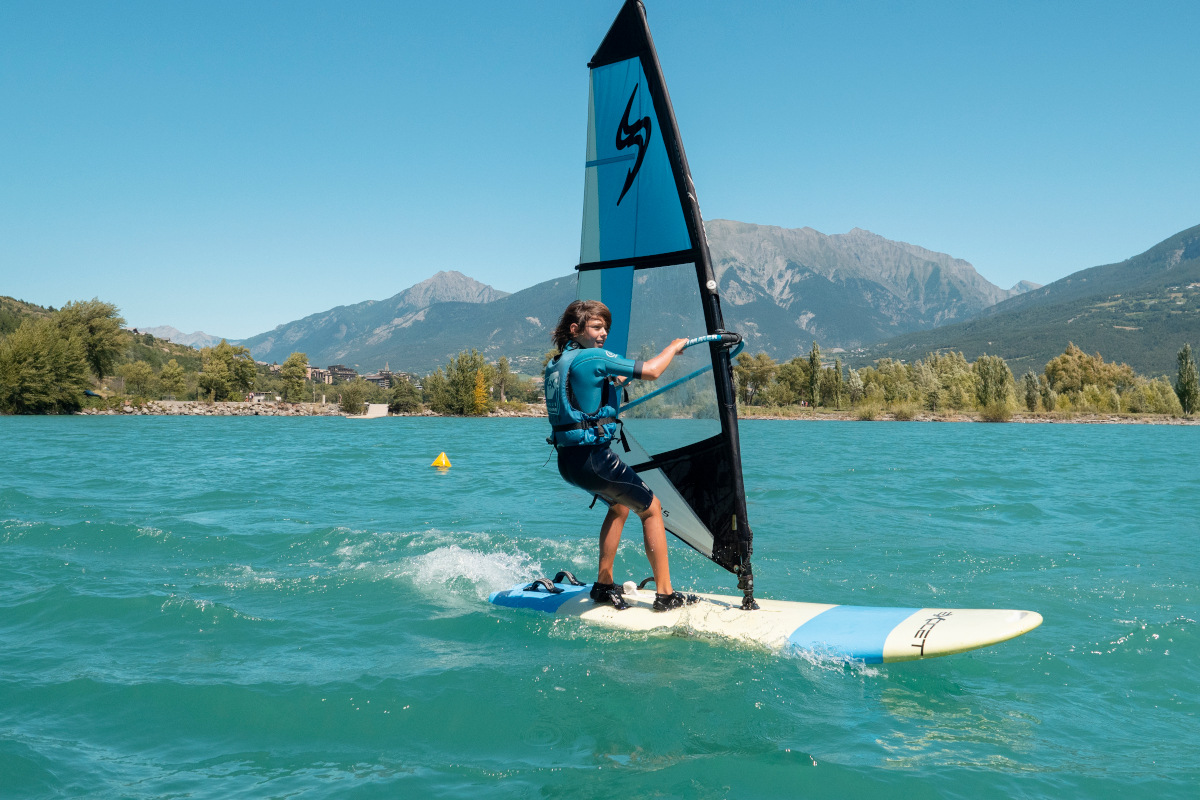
[2,0,1198,339]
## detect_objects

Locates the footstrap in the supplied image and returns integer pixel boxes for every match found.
[523,578,564,594]
[553,570,586,586]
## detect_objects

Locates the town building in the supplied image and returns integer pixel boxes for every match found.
[362,362,395,389]
[327,364,358,383]
[306,366,332,384]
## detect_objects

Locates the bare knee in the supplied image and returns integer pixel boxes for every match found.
[607,504,631,522]
[636,496,661,521]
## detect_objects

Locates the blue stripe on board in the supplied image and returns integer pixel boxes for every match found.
[488,583,589,613]
[586,154,636,167]
[787,606,921,663]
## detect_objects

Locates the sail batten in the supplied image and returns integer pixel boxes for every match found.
[575,0,756,605]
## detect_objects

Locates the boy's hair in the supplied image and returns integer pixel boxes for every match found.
[551,300,612,353]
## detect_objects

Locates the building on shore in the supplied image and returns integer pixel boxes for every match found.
[327,364,358,383]
[363,362,399,389]
[306,366,332,384]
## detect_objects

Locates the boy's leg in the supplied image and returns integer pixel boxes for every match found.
[597,503,629,584]
[636,497,672,595]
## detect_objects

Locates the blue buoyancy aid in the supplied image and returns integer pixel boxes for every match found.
[544,345,621,447]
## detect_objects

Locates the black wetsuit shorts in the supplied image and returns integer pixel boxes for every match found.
[557,444,655,514]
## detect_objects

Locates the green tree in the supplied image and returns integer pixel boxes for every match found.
[806,341,821,406]
[775,357,810,403]
[429,349,494,415]
[832,358,844,409]
[339,378,369,415]
[493,356,512,402]
[118,360,157,397]
[279,352,308,401]
[55,298,125,379]
[847,368,865,404]
[733,352,778,405]
[1177,343,1199,415]
[0,317,91,414]
[198,340,256,401]
[423,369,450,412]
[159,359,185,398]
[973,354,1014,408]
[389,377,423,413]
[1022,371,1041,412]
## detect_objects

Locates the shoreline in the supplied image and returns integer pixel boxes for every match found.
[70,400,1198,425]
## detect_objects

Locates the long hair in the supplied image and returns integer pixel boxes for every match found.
[551,300,612,353]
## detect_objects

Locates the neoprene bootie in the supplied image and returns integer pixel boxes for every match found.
[653,591,699,611]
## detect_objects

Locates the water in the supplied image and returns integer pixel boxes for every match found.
[1,417,1197,799]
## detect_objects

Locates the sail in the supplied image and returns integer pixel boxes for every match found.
[576,0,756,602]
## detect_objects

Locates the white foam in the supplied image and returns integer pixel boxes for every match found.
[401,545,540,601]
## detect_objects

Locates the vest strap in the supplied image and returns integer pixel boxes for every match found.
[551,416,618,433]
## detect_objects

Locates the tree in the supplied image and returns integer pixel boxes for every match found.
[493,356,512,402]
[1177,343,1199,415]
[0,317,91,414]
[389,377,422,413]
[279,352,308,401]
[55,298,125,379]
[847,368,865,404]
[159,359,185,398]
[428,349,494,415]
[973,354,1013,408]
[832,358,844,410]
[198,340,255,401]
[806,341,821,406]
[1022,371,1041,412]
[339,378,369,415]
[776,358,810,403]
[473,368,491,414]
[733,352,777,405]
[1044,343,1136,396]
[118,360,157,397]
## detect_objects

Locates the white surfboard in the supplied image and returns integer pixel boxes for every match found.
[490,579,1042,663]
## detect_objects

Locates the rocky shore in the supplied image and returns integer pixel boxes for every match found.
[80,400,341,416]
[78,400,551,418]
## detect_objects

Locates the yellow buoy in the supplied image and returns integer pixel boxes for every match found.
[431,452,451,468]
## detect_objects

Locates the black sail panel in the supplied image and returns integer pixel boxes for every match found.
[575,0,755,596]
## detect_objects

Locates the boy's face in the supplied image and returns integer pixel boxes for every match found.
[571,317,608,349]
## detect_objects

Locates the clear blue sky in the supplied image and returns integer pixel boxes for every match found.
[3,0,1198,338]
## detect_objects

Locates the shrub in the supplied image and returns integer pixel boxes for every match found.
[979,401,1013,422]
[339,378,369,415]
[855,403,878,421]
[892,403,918,421]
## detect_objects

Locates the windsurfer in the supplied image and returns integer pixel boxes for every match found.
[545,299,699,611]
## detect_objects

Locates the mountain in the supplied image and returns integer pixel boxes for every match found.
[849,223,1200,376]
[233,223,1036,374]
[239,270,517,369]
[706,220,1038,357]
[139,326,232,349]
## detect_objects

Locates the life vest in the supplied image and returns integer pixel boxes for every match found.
[544,344,622,447]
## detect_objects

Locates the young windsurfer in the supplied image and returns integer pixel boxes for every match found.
[545,299,699,611]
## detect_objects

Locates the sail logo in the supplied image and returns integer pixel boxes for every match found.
[615,83,652,205]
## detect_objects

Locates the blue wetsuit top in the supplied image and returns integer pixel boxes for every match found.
[566,347,643,412]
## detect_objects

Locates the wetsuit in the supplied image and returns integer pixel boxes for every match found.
[553,346,655,513]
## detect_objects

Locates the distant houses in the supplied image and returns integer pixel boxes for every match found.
[327,364,358,383]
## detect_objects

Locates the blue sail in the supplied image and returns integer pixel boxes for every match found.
[575,0,756,606]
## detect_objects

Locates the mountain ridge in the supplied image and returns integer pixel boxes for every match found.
[233,222,1037,372]
[850,222,1200,376]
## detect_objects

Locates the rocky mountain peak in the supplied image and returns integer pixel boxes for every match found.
[393,270,510,311]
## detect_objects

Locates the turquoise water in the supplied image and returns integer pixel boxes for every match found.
[2,417,1197,799]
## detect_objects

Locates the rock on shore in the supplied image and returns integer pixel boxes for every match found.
[79,400,342,417]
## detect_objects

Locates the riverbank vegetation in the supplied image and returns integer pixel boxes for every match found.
[733,341,1195,420]
[3,295,1195,420]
